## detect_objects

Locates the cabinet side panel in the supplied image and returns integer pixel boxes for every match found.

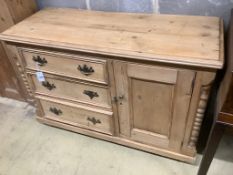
[4,44,34,103]
[0,43,24,100]
[182,71,216,156]
[0,0,37,100]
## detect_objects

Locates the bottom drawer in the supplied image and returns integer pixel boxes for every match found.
[39,99,114,135]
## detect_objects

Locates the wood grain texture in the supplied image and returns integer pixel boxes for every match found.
[3,44,34,103]
[0,0,21,99]
[218,112,233,126]
[0,0,14,30]
[39,98,114,135]
[0,8,224,69]
[181,72,216,156]
[0,8,223,163]
[127,63,178,83]
[169,70,196,151]
[113,61,131,138]
[106,60,120,136]
[21,48,108,84]
[0,0,37,100]
[132,79,173,137]
[4,0,37,23]
[0,43,23,99]
[114,61,195,151]
[28,72,112,109]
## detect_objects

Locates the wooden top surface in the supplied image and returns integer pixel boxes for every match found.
[0,8,224,69]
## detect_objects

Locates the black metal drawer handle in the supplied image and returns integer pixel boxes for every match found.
[33,55,47,66]
[87,117,101,125]
[49,107,62,116]
[42,81,56,90]
[77,64,94,76]
[83,90,99,99]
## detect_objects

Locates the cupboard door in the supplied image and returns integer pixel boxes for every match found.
[114,61,195,150]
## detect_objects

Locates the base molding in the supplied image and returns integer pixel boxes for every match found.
[37,116,196,164]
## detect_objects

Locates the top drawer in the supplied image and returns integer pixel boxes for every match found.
[21,49,108,84]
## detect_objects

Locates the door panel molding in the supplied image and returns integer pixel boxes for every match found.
[114,60,195,150]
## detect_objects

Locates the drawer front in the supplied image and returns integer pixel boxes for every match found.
[40,99,114,135]
[30,73,111,108]
[22,50,108,84]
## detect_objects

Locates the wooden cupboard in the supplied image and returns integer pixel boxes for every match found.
[0,0,37,100]
[114,62,196,149]
[0,8,224,163]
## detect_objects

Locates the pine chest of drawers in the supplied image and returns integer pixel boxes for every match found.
[0,8,224,163]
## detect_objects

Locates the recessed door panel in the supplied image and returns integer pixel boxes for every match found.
[114,61,195,150]
[132,79,174,137]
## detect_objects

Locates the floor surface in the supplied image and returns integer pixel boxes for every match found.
[0,97,232,175]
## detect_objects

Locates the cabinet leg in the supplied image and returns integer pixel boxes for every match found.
[197,123,225,175]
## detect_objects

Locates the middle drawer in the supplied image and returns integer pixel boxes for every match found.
[28,73,112,109]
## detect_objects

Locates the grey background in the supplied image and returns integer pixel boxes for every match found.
[36,0,233,27]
